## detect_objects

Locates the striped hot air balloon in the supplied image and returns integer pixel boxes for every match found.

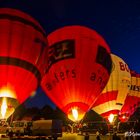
[119,71,140,122]
[0,8,47,119]
[92,54,131,123]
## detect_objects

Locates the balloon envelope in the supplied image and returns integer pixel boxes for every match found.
[92,54,131,123]
[119,71,140,122]
[0,8,47,104]
[41,25,112,122]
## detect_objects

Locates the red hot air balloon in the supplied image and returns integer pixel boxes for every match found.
[119,71,140,122]
[0,8,47,105]
[41,25,112,122]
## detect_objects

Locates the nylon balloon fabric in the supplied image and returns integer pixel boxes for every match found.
[41,25,112,122]
[0,8,48,104]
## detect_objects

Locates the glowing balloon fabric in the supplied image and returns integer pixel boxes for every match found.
[92,54,131,122]
[119,71,140,122]
[41,25,112,122]
[0,8,47,103]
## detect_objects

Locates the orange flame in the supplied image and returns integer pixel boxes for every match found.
[68,107,85,122]
[1,97,7,119]
[108,113,114,123]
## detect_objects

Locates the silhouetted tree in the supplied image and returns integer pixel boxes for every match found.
[25,107,41,120]
[54,107,68,124]
[83,110,103,123]
[41,105,54,119]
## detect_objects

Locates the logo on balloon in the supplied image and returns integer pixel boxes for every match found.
[130,85,140,92]
[48,39,75,70]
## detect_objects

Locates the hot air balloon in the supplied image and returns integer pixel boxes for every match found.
[0,8,47,119]
[119,71,140,122]
[92,54,131,123]
[41,25,112,122]
[0,97,19,120]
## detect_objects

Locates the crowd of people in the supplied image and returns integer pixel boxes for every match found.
[78,119,140,140]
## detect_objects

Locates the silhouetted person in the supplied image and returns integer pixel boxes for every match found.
[85,132,89,140]
[8,129,13,138]
[113,132,121,140]
[134,119,140,140]
[134,119,140,133]
[96,130,101,140]
[96,135,101,140]
[53,133,58,140]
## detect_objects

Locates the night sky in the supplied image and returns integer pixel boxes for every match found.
[0,0,140,108]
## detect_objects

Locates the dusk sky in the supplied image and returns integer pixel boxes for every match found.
[1,0,140,108]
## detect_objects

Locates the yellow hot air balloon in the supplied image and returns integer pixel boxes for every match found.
[92,54,131,123]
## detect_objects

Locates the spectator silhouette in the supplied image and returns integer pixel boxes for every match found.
[134,119,140,133]
[85,132,89,140]
[112,132,121,140]
[96,130,101,140]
